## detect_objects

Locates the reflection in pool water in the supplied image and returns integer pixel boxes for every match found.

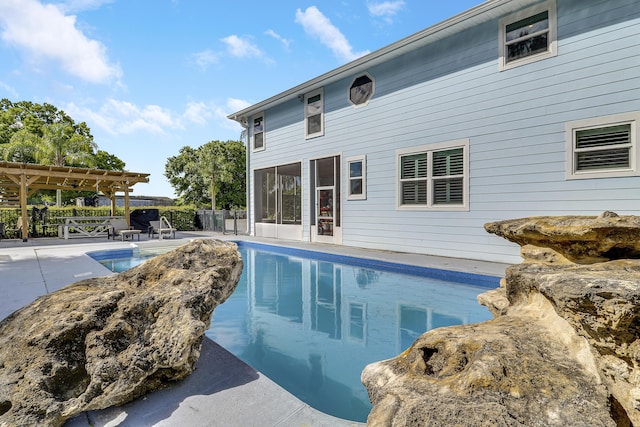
[205,243,498,422]
[93,243,498,422]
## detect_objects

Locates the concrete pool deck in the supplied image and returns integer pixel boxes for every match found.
[0,231,511,426]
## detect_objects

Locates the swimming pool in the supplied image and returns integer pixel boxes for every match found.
[90,242,499,422]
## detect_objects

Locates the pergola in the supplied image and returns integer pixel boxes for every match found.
[0,161,150,240]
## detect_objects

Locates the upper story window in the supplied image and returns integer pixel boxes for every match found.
[252,114,265,151]
[397,140,469,211]
[305,89,324,139]
[566,112,639,179]
[349,74,374,107]
[499,0,557,71]
[346,155,366,200]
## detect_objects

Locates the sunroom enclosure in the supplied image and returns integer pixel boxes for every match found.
[254,162,302,240]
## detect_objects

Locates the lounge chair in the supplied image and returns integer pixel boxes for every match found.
[109,219,141,241]
[148,217,176,239]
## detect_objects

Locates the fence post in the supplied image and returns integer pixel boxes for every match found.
[234,209,238,235]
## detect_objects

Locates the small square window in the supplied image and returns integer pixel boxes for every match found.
[347,155,366,200]
[305,89,324,139]
[252,114,265,151]
[499,0,557,71]
[566,113,639,179]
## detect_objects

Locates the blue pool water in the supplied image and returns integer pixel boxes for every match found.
[90,242,499,422]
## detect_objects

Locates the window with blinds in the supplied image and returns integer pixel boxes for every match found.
[400,153,428,205]
[567,113,638,179]
[433,148,464,205]
[397,141,468,209]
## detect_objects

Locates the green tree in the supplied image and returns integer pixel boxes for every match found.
[37,122,97,167]
[0,128,38,162]
[0,98,126,206]
[165,140,245,208]
[165,146,208,205]
[1,99,116,169]
[94,149,126,170]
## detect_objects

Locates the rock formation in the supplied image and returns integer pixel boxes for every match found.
[0,239,242,427]
[362,212,639,426]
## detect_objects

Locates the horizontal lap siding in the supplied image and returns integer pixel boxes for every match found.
[342,0,640,263]
[252,0,640,264]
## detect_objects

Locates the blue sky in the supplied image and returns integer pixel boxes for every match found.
[0,0,483,197]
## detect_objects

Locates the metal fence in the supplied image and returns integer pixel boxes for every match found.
[197,209,248,235]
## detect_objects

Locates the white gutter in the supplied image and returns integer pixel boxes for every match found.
[227,0,538,123]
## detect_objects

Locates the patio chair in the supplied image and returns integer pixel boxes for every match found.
[12,217,29,239]
[148,216,176,239]
[109,219,141,241]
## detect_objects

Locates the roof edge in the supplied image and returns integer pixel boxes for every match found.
[227,0,527,123]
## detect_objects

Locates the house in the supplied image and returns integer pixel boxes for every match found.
[228,0,640,264]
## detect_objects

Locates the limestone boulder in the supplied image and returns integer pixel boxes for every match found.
[507,260,640,425]
[484,211,640,264]
[0,239,242,427]
[364,212,640,426]
[362,310,616,427]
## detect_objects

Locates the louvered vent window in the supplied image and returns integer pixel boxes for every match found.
[575,124,631,172]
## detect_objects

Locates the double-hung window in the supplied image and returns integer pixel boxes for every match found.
[397,140,469,210]
[567,113,639,179]
[252,113,265,151]
[347,155,366,200]
[499,0,557,70]
[305,89,324,138]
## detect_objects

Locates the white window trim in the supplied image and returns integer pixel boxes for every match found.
[498,0,557,71]
[346,155,367,200]
[566,112,640,180]
[396,139,469,211]
[348,73,375,108]
[252,112,265,152]
[305,88,324,139]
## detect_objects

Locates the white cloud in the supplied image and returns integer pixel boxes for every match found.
[191,49,219,70]
[54,0,115,14]
[0,81,20,99]
[0,0,121,84]
[66,99,181,136]
[295,6,369,62]
[227,98,251,113]
[221,35,264,59]
[66,98,245,140]
[183,101,213,125]
[265,29,291,50]
[367,0,406,20]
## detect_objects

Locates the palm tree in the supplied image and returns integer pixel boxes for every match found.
[36,123,98,206]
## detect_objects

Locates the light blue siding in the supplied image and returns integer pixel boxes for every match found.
[247,0,640,264]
